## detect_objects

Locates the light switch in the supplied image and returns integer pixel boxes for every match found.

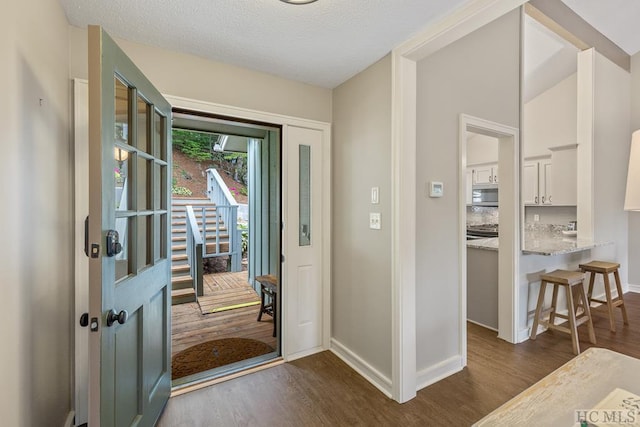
[369,212,381,230]
[371,187,379,204]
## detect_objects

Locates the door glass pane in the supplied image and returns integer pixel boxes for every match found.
[159,213,167,260]
[137,215,152,271]
[137,96,150,154]
[115,78,130,148]
[299,145,311,246]
[115,216,133,282]
[115,147,132,210]
[154,111,166,161]
[137,157,152,211]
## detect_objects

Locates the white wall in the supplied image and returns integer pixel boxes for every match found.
[331,55,393,388]
[629,52,640,286]
[591,50,630,285]
[467,133,499,165]
[0,0,72,425]
[68,26,332,123]
[415,10,520,372]
[523,73,577,158]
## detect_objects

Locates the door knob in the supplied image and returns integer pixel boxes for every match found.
[106,309,128,327]
[79,312,89,327]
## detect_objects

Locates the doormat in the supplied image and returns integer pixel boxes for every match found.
[172,338,274,379]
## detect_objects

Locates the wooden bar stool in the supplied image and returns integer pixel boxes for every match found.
[530,269,596,355]
[256,274,278,337]
[579,261,629,332]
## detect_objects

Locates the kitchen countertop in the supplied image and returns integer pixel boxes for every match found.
[522,231,611,256]
[466,232,611,255]
[466,237,499,251]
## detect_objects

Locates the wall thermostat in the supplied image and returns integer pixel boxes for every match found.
[429,181,444,198]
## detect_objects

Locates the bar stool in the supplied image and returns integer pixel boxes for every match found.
[256,274,278,337]
[531,269,596,355]
[579,261,629,332]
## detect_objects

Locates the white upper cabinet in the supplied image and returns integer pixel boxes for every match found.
[473,164,498,185]
[466,169,474,205]
[523,161,539,205]
[540,159,553,205]
[549,145,577,206]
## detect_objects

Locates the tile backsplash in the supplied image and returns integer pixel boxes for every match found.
[525,206,576,226]
[467,205,577,228]
[467,206,498,225]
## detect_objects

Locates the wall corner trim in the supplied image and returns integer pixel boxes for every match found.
[330,339,392,398]
[416,356,465,392]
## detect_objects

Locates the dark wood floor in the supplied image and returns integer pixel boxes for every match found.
[159,292,640,426]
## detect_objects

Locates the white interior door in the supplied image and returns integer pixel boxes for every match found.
[88,26,172,426]
[284,126,325,358]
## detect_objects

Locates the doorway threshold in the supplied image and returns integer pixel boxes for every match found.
[171,356,284,397]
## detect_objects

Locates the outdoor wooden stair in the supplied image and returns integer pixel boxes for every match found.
[170,198,231,305]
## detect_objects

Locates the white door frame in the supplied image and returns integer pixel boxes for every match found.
[459,115,520,363]
[153,95,332,361]
[74,87,331,419]
[390,0,527,403]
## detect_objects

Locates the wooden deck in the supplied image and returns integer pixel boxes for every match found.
[171,271,277,357]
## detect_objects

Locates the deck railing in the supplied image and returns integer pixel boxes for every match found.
[206,168,242,272]
[185,205,204,297]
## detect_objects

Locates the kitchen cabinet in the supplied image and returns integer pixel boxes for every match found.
[549,145,577,206]
[472,164,498,185]
[466,169,474,205]
[540,159,553,205]
[523,158,551,205]
[523,161,539,205]
[523,151,575,206]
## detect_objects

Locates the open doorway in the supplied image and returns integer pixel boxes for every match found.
[465,131,500,334]
[168,110,282,387]
[459,114,519,364]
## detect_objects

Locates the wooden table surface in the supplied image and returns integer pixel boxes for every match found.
[474,347,640,426]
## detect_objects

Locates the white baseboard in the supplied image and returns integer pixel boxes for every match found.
[330,338,392,398]
[517,327,531,343]
[285,345,324,362]
[628,284,640,293]
[467,319,498,332]
[416,355,464,392]
[64,411,75,427]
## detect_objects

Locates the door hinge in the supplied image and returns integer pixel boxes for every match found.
[281,254,285,263]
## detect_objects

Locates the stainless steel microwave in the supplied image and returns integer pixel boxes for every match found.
[472,184,498,206]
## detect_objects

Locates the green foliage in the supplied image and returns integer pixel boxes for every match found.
[238,223,249,257]
[172,129,215,161]
[171,185,192,196]
[239,186,248,196]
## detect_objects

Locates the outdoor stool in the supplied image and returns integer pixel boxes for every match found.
[256,274,278,337]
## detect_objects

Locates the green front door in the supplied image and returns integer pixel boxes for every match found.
[88,26,172,426]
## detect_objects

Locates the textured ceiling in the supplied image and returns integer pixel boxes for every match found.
[59,0,468,88]
[59,0,637,89]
